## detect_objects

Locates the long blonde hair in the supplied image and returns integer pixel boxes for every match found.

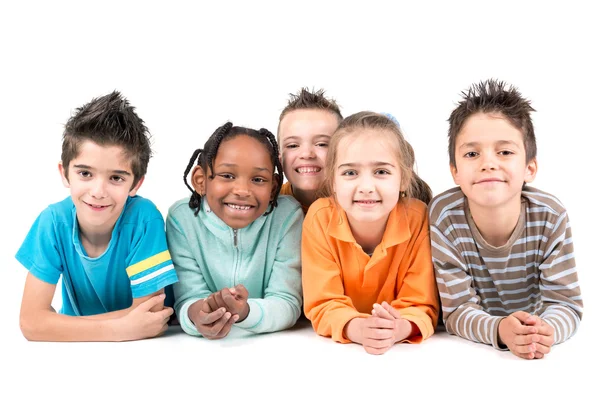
[319,111,432,204]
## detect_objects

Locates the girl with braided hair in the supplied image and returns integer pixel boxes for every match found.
[166,122,304,339]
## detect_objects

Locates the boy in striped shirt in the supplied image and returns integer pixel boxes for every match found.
[429,79,582,359]
[16,91,178,342]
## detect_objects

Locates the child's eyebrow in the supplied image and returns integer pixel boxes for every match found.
[72,164,131,175]
[217,163,272,173]
[337,162,395,169]
[283,134,330,142]
[459,140,520,149]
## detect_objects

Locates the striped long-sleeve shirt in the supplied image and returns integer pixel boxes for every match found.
[429,186,582,349]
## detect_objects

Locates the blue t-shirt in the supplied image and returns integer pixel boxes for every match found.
[16,195,178,316]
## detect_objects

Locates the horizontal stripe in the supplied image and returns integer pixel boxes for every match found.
[126,250,172,277]
[131,263,175,285]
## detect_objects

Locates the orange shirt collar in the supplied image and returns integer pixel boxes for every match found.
[326,199,411,248]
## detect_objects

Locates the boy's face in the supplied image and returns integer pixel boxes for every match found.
[279,109,339,193]
[193,135,277,230]
[59,140,143,234]
[451,112,537,210]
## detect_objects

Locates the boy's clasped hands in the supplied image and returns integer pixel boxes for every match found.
[498,311,555,360]
[189,285,250,339]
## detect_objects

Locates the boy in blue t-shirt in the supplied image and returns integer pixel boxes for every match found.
[16,91,178,341]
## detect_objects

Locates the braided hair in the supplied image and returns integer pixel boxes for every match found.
[183,122,284,216]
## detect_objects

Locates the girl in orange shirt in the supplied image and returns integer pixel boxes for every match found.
[302,111,439,355]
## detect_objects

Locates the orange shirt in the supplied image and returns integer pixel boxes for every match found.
[302,197,439,344]
[280,182,310,215]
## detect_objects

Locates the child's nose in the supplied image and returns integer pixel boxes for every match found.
[358,176,375,193]
[479,152,498,171]
[299,145,316,159]
[233,180,251,196]
[90,179,108,198]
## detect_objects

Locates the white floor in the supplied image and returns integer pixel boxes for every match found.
[4,303,595,400]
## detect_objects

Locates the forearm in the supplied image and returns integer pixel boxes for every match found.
[309,302,369,343]
[540,304,581,344]
[235,296,300,334]
[445,305,505,349]
[20,309,124,342]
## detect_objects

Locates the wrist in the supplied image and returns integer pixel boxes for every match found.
[394,318,413,342]
[497,317,508,348]
[237,303,250,322]
[344,318,363,344]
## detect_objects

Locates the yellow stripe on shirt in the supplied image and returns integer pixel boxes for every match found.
[126,250,172,277]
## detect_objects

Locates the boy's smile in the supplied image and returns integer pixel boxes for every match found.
[451,112,537,211]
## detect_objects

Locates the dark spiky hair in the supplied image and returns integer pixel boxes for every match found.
[448,79,537,167]
[61,91,152,187]
[277,87,343,142]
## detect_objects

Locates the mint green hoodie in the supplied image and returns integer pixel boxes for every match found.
[166,195,303,336]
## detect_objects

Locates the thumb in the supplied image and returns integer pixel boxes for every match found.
[137,294,166,312]
[511,311,531,324]
[234,284,249,299]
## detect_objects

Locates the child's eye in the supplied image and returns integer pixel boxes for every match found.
[252,177,268,183]
[218,173,234,180]
[498,150,514,156]
[374,169,390,175]
[285,144,299,149]
[111,175,125,183]
[77,170,92,178]
[316,142,329,148]
[464,151,478,158]
[341,170,357,176]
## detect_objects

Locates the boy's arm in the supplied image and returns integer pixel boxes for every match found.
[234,207,304,334]
[430,224,506,349]
[390,231,439,343]
[19,273,171,342]
[538,212,582,344]
[166,212,213,337]
[302,216,369,344]
[82,288,166,319]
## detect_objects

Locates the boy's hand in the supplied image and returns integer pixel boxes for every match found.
[516,314,556,359]
[205,285,250,322]
[190,299,237,340]
[498,312,539,359]
[119,294,173,341]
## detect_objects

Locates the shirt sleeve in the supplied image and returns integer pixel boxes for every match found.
[166,211,213,337]
[390,231,439,343]
[125,209,178,299]
[538,212,583,344]
[430,223,505,349]
[15,208,63,284]
[235,206,304,334]
[302,214,369,344]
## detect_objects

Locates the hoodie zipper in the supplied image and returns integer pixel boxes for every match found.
[233,229,239,285]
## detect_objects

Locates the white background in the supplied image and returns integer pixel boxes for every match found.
[1,1,597,398]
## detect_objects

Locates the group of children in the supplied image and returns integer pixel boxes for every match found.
[16,80,583,359]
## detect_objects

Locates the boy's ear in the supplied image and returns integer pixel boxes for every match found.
[129,176,145,197]
[58,162,70,188]
[450,164,460,185]
[524,157,538,184]
[191,166,206,195]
